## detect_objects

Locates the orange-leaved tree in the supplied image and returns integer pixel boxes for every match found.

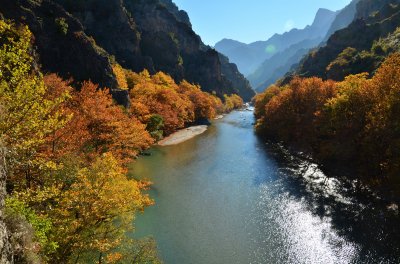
[178,80,218,120]
[362,53,400,178]
[224,94,244,112]
[43,77,154,165]
[129,71,194,134]
[261,77,337,144]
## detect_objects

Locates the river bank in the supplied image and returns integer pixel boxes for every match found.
[158,125,209,146]
[157,114,230,146]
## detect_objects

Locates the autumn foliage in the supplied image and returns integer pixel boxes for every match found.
[254,53,400,183]
[223,94,244,113]
[0,21,156,262]
[125,70,240,136]
[112,63,128,90]
[43,76,154,165]
[50,153,153,261]
[0,20,243,262]
[129,71,195,134]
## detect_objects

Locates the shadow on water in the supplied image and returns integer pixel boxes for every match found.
[131,110,400,264]
[259,141,400,263]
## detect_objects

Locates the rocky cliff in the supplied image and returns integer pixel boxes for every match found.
[0,145,11,264]
[292,0,400,81]
[218,54,255,101]
[0,0,254,101]
[323,0,360,41]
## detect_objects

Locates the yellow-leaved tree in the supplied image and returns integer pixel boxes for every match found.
[0,20,69,189]
[50,153,153,262]
[0,20,68,262]
[1,21,160,263]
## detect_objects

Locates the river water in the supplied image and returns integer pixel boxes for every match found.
[130,110,400,264]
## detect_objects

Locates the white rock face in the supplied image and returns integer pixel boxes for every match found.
[0,146,12,263]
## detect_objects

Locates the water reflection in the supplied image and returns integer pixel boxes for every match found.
[259,143,400,263]
[132,110,400,264]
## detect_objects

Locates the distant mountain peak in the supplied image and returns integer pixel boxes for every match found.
[293,0,400,82]
[214,39,247,54]
[220,38,239,42]
[312,8,336,28]
[316,7,335,15]
[215,38,246,48]
[215,5,338,78]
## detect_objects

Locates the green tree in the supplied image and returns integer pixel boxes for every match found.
[146,114,165,140]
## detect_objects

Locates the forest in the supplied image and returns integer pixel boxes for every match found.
[254,52,400,192]
[3,0,400,263]
[0,21,243,262]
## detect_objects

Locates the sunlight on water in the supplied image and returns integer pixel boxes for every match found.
[254,184,359,264]
[133,110,400,264]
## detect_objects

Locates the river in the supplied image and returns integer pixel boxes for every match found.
[130,110,400,264]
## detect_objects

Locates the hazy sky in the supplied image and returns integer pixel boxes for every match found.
[173,0,353,46]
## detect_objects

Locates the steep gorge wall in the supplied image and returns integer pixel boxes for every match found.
[0,0,254,101]
[293,0,400,81]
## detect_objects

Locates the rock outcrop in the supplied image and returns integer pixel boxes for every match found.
[323,0,360,41]
[0,145,11,264]
[292,0,400,81]
[0,0,254,101]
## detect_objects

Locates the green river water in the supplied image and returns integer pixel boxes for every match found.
[130,110,400,264]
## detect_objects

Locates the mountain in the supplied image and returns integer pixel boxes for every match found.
[292,0,400,81]
[244,8,338,91]
[0,0,255,102]
[214,39,247,55]
[250,1,361,92]
[215,8,336,79]
[218,54,255,102]
[251,38,322,92]
[214,39,259,76]
[323,0,360,41]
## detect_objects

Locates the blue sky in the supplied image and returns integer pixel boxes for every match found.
[173,0,353,46]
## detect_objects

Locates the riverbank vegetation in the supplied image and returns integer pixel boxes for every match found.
[254,53,400,190]
[0,21,243,262]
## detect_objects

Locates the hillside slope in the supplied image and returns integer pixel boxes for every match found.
[292,0,400,81]
[0,0,255,101]
[251,38,322,92]
[323,0,360,41]
[215,39,260,76]
[252,1,361,92]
